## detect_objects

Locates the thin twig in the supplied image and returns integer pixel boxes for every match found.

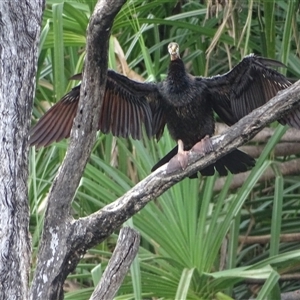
[239,233,300,245]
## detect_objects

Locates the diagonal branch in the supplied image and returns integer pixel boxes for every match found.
[73,81,300,249]
[45,0,127,224]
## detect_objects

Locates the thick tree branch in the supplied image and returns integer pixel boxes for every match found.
[30,0,126,299]
[90,227,140,300]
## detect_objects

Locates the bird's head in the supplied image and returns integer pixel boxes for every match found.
[168,42,180,61]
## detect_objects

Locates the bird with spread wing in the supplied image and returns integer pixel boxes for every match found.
[30,42,299,176]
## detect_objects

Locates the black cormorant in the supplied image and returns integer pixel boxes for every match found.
[30,42,298,176]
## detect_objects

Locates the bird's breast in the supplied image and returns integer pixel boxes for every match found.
[161,80,196,107]
[164,99,215,149]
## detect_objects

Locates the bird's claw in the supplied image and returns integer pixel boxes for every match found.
[166,139,189,173]
[166,137,213,174]
[190,135,213,154]
[166,150,189,174]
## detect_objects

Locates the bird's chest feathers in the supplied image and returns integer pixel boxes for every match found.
[162,60,198,107]
[163,78,198,108]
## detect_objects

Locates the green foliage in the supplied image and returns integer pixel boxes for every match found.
[30,0,300,299]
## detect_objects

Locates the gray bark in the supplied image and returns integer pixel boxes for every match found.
[0,1,44,299]
[90,227,140,300]
[217,123,300,143]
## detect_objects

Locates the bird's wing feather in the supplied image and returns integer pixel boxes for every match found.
[107,70,166,140]
[29,88,79,147]
[29,70,166,147]
[200,55,300,127]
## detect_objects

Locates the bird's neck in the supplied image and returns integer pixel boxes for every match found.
[167,59,187,81]
[166,58,190,95]
[162,58,193,107]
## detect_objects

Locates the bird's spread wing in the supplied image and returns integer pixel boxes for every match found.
[200,54,300,128]
[29,70,166,148]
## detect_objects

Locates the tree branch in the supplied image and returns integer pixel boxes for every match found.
[216,123,300,143]
[240,143,300,158]
[30,0,126,299]
[90,227,140,300]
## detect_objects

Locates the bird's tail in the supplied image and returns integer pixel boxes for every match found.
[151,146,255,177]
[200,149,255,176]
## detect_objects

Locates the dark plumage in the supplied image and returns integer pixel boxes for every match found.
[30,42,299,176]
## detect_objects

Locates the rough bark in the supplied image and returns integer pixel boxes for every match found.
[90,227,140,300]
[0,1,44,299]
[216,123,300,143]
[1,0,299,298]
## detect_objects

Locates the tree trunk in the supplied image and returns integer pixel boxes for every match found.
[0,1,44,299]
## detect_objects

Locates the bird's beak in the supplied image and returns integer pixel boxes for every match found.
[168,43,180,60]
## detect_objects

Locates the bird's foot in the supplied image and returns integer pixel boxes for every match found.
[190,135,213,154]
[166,137,213,174]
[166,140,189,173]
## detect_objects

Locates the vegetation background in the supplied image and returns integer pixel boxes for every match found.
[30,0,300,299]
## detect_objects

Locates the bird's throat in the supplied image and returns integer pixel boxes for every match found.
[164,59,192,105]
